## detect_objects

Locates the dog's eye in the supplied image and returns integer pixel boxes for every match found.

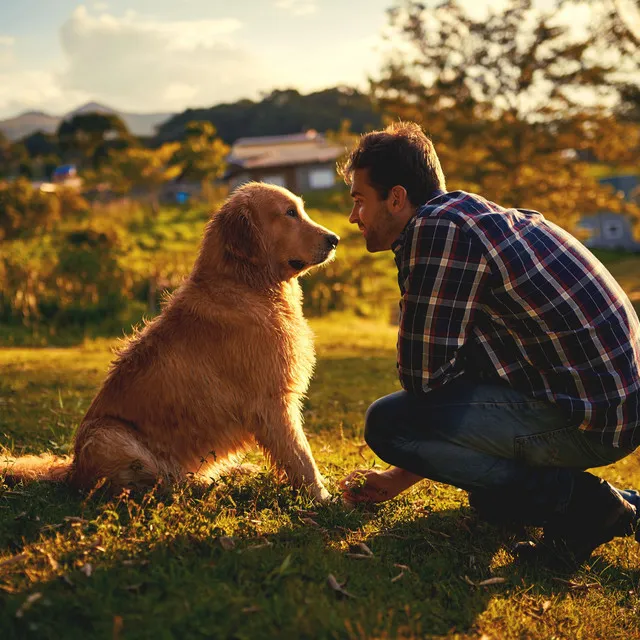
[286,208,298,218]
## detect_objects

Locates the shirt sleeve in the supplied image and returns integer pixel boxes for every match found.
[397,216,491,394]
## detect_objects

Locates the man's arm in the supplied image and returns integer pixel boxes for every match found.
[397,216,490,394]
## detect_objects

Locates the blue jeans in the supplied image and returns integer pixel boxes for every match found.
[364,377,637,523]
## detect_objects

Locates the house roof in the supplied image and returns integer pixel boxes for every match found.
[234,130,324,147]
[226,130,345,172]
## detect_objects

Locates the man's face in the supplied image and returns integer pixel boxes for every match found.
[348,168,395,253]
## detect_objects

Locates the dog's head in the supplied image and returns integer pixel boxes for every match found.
[209,182,339,283]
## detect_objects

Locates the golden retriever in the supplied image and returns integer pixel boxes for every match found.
[3,182,339,503]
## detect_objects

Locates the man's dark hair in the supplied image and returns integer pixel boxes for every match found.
[339,121,446,206]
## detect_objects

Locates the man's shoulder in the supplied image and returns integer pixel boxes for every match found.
[416,191,545,236]
[417,191,506,222]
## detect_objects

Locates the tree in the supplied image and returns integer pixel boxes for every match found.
[101,143,182,215]
[0,132,11,178]
[21,131,59,159]
[374,0,640,228]
[57,112,132,169]
[154,86,383,144]
[0,178,61,240]
[171,121,229,184]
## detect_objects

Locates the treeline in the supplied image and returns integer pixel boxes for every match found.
[154,87,383,145]
[0,86,382,181]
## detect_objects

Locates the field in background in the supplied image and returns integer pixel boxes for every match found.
[0,191,400,347]
[1,317,640,639]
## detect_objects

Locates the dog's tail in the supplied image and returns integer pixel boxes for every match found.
[1,452,73,484]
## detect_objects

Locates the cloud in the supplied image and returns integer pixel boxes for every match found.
[0,69,89,116]
[273,0,317,16]
[57,5,268,112]
[0,36,16,47]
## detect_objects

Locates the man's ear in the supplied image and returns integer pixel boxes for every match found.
[389,185,408,211]
[214,197,263,263]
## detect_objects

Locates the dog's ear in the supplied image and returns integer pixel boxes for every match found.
[215,197,263,263]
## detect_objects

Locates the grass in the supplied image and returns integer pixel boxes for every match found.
[1,314,639,639]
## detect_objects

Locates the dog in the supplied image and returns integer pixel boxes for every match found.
[3,182,339,503]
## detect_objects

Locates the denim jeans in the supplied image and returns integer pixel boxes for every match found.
[364,376,636,522]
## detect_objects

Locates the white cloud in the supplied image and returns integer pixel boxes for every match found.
[56,5,267,113]
[0,36,16,47]
[0,69,89,115]
[163,82,199,104]
[274,0,317,17]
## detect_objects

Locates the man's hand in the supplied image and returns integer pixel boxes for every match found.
[339,467,423,506]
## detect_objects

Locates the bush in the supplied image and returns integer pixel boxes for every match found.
[0,178,60,240]
[0,179,89,241]
[0,224,131,330]
[52,227,130,323]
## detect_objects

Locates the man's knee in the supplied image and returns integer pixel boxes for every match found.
[364,396,395,454]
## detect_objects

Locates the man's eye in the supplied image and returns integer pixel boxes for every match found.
[286,208,298,218]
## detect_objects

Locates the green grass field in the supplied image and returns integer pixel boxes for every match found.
[1,314,640,639]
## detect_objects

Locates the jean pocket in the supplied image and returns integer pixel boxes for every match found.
[514,425,606,468]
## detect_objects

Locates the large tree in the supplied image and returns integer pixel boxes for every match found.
[170,121,229,184]
[101,143,182,215]
[56,112,132,169]
[375,0,640,228]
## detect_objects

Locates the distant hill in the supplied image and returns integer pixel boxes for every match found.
[0,102,174,141]
[0,86,382,145]
[154,87,383,145]
[0,111,60,141]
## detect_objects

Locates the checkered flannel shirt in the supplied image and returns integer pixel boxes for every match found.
[392,190,640,448]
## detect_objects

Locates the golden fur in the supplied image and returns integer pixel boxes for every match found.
[3,182,339,502]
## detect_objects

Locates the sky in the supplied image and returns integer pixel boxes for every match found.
[0,0,394,119]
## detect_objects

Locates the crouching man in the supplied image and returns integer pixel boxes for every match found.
[339,121,640,567]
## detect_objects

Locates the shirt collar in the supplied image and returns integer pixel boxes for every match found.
[391,189,446,254]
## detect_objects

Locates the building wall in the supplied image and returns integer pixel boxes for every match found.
[579,212,640,251]
[228,162,337,194]
[295,163,337,192]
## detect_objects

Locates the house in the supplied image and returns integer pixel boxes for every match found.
[224,130,344,193]
[578,174,640,251]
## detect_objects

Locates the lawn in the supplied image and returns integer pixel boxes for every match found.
[1,315,640,639]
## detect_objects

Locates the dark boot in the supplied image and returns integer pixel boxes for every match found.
[515,475,637,568]
[469,488,547,533]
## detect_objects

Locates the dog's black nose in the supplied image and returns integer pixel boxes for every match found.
[325,233,340,250]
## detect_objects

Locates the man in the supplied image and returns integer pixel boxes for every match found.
[339,121,640,567]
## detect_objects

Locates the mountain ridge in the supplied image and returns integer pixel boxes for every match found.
[0,101,174,140]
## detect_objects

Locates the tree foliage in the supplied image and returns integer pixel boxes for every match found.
[100,143,182,213]
[375,0,640,227]
[0,178,89,241]
[170,121,229,183]
[56,112,132,169]
[155,87,383,144]
[0,178,61,240]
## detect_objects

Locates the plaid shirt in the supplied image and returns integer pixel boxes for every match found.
[392,190,640,449]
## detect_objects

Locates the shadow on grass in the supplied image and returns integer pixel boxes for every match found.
[0,479,498,638]
[2,478,639,639]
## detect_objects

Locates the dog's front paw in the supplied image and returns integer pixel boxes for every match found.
[313,486,332,504]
